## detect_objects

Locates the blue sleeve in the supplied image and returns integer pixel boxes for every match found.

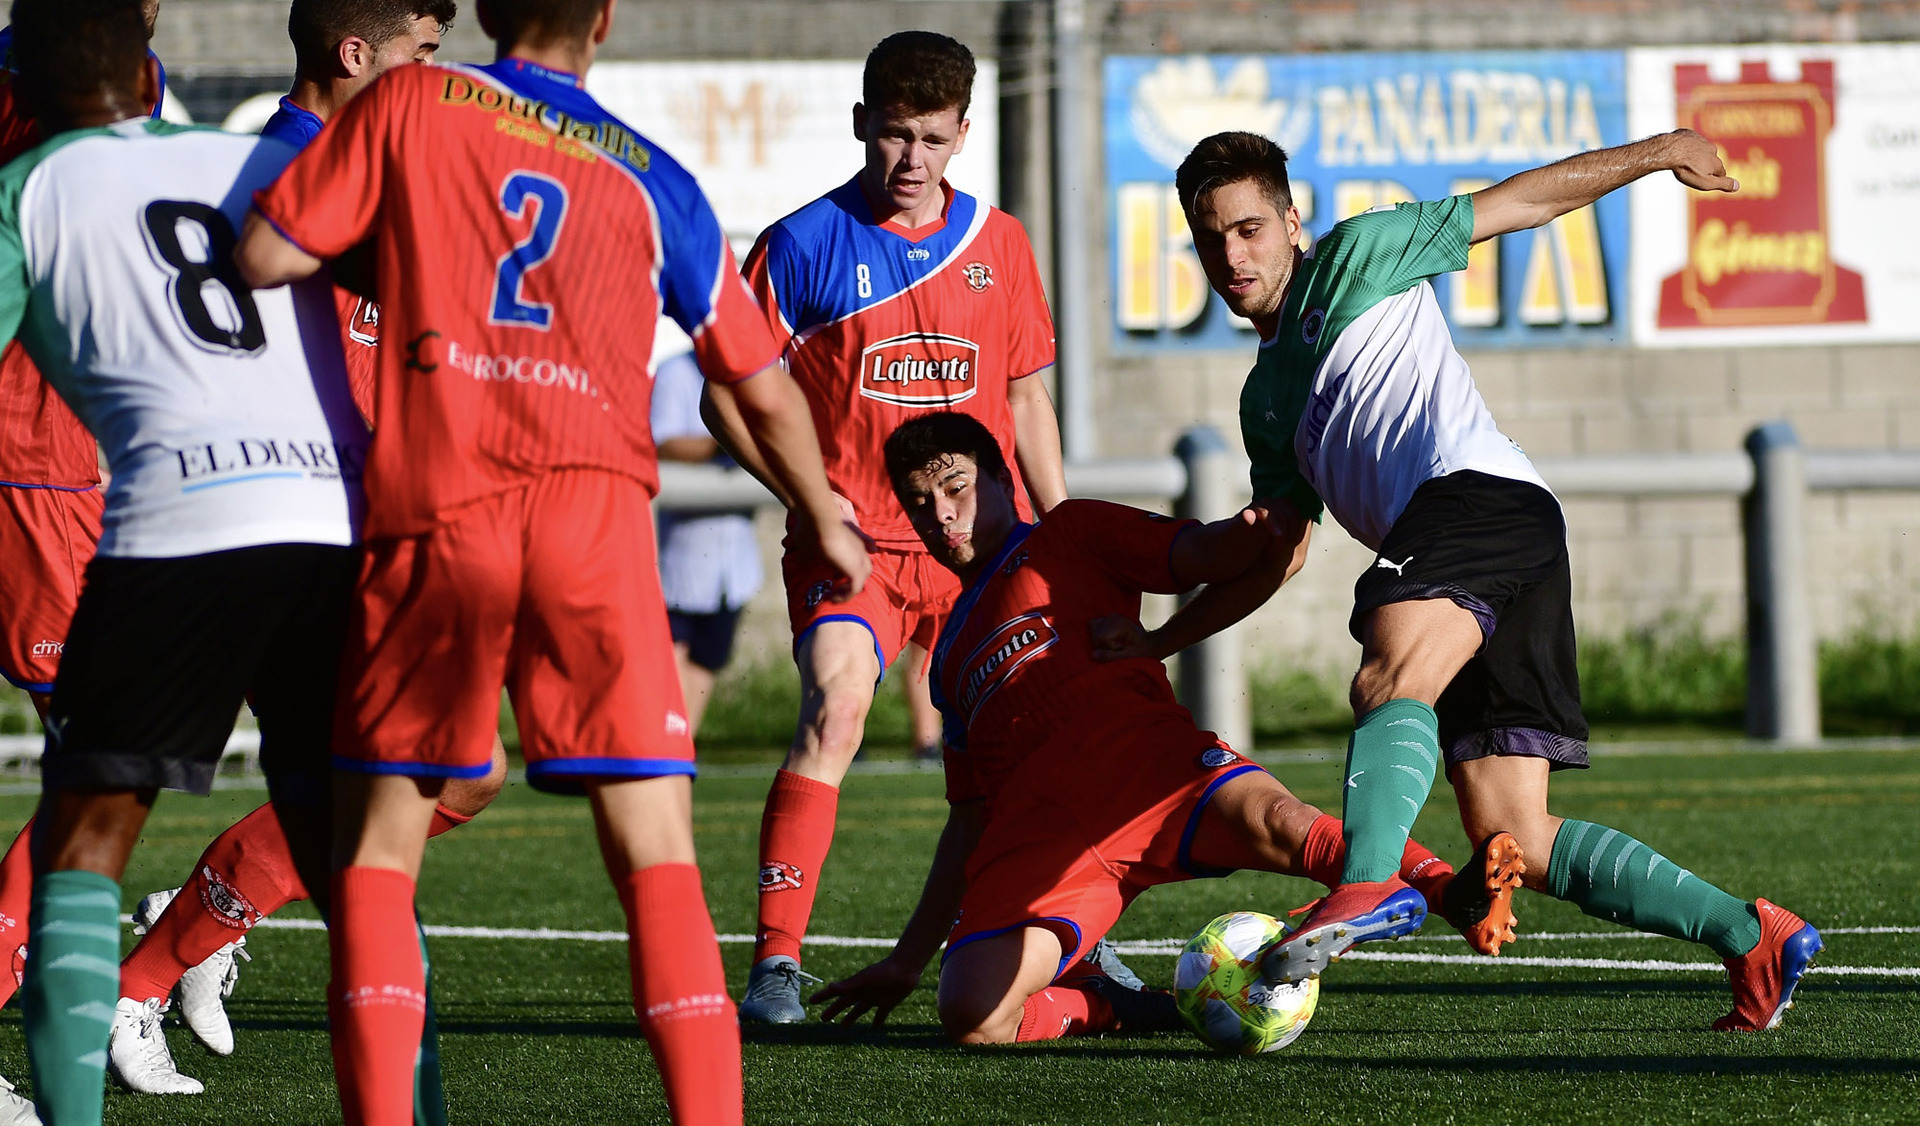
[647,150,733,338]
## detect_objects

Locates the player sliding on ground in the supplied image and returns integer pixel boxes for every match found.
[700,31,1068,1025]
[236,0,868,1119]
[810,412,1520,1043]
[1152,129,1819,1030]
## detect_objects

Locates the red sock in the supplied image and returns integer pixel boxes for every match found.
[752,770,839,963]
[0,817,33,1008]
[1298,813,1454,900]
[426,802,473,838]
[620,864,740,1126]
[329,866,424,1126]
[1014,984,1116,1042]
[119,802,310,1002]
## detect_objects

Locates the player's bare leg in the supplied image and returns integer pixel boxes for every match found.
[587,775,740,1126]
[937,926,1065,1044]
[671,642,718,734]
[742,621,882,1023]
[1265,599,1480,984]
[900,641,942,761]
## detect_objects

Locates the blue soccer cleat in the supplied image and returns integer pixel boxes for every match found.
[1260,878,1428,984]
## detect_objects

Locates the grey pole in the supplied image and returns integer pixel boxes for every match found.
[1052,0,1095,462]
[1175,426,1252,752]
[1743,422,1821,743]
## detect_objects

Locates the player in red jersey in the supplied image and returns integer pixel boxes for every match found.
[810,412,1523,1043]
[702,30,1069,1024]
[235,0,867,1119]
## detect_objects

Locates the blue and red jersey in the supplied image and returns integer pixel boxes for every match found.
[745,176,1054,548]
[930,499,1200,805]
[253,59,778,537]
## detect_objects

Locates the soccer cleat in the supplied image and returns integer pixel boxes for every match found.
[1714,898,1823,1032]
[173,935,248,1056]
[1058,938,1147,992]
[1080,971,1184,1033]
[108,997,205,1096]
[1261,878,1428,984]
[1439,831,1527,956]
[737,955,821,1024]
[129,885,180,934]
[0,1072,42,1126]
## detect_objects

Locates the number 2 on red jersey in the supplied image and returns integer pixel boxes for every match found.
[489,170,568,331]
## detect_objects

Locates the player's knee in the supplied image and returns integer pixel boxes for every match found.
[800,681,873,756]
[440,757,506,819]
[937,990,1018,1045]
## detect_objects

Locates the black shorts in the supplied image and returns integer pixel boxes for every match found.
[43,543,359,796]
[668,607,743,672]
[1350,471,1589,771]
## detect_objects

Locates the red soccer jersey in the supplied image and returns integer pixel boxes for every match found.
[930,500,1201,806]
[744,176,1054,549]
[253,60,779,538]
[335,289,379,423]
[0,65,96,488]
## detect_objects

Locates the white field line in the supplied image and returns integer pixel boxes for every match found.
[124,916,1916,977]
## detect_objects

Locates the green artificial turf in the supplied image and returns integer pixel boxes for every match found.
[0,744,1916,1124]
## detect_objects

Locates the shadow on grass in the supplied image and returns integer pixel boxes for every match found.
[1316,978,1914,999]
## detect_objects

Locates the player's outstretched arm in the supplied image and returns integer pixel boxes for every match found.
[1092,498,1311,663]
[233,210,324,289]
[814,799,985,1027]
[724,361,872,597]
[699,380,789,505]
[1469,128,1737,245]
[1008,374,1068,513]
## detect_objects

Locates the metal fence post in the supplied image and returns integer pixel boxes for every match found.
[1174,426,1252,752]
[1743,422,1821,743]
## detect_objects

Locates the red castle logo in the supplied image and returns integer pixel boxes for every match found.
[345,298,381,347]
[1658,59,1867,328]
[956,613,1058,719]
[858,332,979,407]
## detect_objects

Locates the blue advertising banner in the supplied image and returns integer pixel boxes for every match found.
[1106,51,1629,352]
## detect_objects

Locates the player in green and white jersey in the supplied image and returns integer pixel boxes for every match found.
[0,0,367,1118]
[1117,128,1819,1032]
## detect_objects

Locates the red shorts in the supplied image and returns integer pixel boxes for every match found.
[945,715,1265,980]
[333,470,692,793]
[0,484,102,692]
[783,538,961,671]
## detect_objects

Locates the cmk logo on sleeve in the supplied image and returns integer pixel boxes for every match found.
[858,332,979,406]
[955,613,1058,720]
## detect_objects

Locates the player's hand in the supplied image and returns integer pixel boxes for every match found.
[1668,128,1739,194]
[814,518,873,601]
[1090,614,1156,662]
[812,955,922,1027]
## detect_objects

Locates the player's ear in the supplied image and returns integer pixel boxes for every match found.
[137,54,162,116]
[591,0,617,45]
[852,103,868,143]
[953,115,970,155]
[338,35,369,79]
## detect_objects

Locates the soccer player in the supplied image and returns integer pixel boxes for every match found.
[234,0,868,1120]
[703,29,1069,1024]
[103,0,496,1097]
[812,412,1515,1043]
[0,0,372,1118]
[1160,130,1819,1030]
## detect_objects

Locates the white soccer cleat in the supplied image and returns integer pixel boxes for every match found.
[173,935,247,1056]
[129,886,181,935]
[107,997,204,1096]
[0,1072,42,1126]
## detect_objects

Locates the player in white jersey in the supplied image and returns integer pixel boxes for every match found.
[0,1,364,1119]
[1129,128,1822,1034]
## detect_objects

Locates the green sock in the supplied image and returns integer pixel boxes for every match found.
[23,869,122,1125]
[1339,699,1441,883]
[1547,819,1762,958]
[414,923,447,1126]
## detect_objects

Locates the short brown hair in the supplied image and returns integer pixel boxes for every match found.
[1176,131,1294,219]
[475,0,598,52]
[885,412,1009,495]
[863,31,974,118]
[289,0,456,73]
[9,0,148,124]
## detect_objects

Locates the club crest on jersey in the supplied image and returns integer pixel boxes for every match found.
[956,613,1058,719]
[759,862,804,892]
[1301,307,1327,345]
[859,332,979,407]
[962,261,993,292]
[345,298,381,347]
[804,579,835,608]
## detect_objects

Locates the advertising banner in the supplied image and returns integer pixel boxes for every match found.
[1106,51,1629,353]
[585,61,999,251]
[1628,45,1920,346]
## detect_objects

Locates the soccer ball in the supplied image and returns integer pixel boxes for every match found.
[1173,911,1320,1054]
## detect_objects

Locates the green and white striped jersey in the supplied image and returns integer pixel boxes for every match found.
[0,117,366,557]
[1239,195,1547,552]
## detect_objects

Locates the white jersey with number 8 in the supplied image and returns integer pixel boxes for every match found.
[0,117,366,558]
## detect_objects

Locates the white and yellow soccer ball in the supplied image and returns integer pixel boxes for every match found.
[1173,911,1320,1054]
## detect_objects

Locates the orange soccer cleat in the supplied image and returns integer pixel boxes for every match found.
[1714,898,1823,1032]
[1439,831,1527,956]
